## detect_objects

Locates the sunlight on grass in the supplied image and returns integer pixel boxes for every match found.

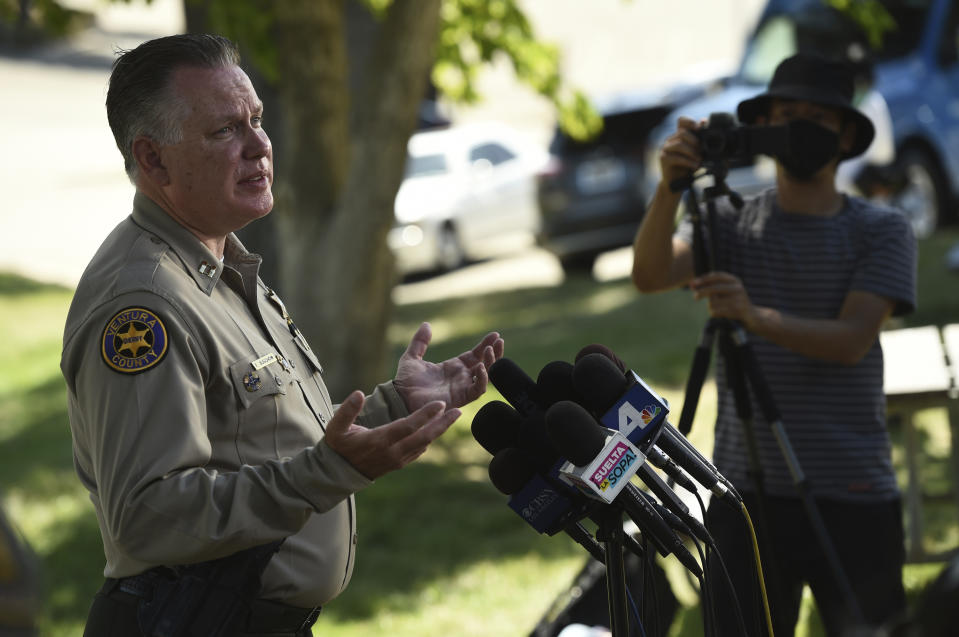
[0,292,71,393]
[4,488,89,555]
[914,408,954,454]
[319,553,584,637]
[583,285,638,315]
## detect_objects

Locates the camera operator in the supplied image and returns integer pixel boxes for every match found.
[631,53,916,636]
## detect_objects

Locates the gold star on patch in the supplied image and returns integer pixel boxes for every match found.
[117,323,150,357]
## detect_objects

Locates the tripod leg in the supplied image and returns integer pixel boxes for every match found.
[596,508,630,637]
[677,320,718,437]
[731,327,867,627]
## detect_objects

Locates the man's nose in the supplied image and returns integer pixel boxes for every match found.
[244,127,271,159]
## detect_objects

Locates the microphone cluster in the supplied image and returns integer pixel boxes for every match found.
[471,346,741,578]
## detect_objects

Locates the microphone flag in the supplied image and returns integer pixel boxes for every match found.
[598,370,670,450]
[558,430,644,504]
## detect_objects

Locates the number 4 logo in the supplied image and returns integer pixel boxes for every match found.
[618,401,645,436]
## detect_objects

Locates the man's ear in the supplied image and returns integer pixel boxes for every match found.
[132,136,170,187]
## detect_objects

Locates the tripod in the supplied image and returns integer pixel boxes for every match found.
[670,164,866,633]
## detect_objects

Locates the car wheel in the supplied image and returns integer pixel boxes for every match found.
[559,253,596,276]
[892,149,947,239]
[436,224,465,272]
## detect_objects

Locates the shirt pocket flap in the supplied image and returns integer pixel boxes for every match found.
[229,355,286,409]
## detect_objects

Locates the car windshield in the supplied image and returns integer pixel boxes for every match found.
[404,153,448,179]
[739,0,933,85]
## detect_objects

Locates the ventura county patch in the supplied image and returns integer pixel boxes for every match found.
[101,307,169,374]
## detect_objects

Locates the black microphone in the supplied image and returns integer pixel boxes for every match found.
[471,394,600,543]
[485,359,576,471]
[489,358,541,417]
[476,373,649,562]
[573,353,733,500]
[530,357,706,537]
[536,360,578,407]
[537,351,704,507]
[488,447,607,565]
[572,353,669,449]
[564,356,711,542]
[471,400,524,455]
[546,401,702,576]
[574,343,626,373]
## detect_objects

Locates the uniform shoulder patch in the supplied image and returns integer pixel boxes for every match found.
[101,306,169,374]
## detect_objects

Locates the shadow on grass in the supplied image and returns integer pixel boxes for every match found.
[37,510,103,629]
[0,377,74,496]
[325,448,571,622]
[0,374,106,630]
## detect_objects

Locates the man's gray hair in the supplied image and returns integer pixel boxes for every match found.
[106,33,241,183]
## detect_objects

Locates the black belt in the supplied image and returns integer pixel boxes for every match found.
[101,576,321,633]
[247,598,321,633]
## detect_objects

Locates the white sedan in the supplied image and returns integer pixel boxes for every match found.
[389,123,549,275]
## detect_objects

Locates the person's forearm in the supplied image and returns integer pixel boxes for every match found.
[746,306,880,365]
[632,181,685,292]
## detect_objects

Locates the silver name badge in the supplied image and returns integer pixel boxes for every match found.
[251,353,279,370]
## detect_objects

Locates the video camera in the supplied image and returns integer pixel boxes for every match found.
[694,112,790,166]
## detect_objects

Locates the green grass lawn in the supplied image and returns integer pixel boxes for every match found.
[1,230,957,636]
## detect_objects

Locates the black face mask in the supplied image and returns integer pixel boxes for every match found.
[776,118,841,180]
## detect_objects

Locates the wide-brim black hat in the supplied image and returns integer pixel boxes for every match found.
[737,53,875,159]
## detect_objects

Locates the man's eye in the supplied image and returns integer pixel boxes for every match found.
[251,116,263,127]
[215,125,234,136]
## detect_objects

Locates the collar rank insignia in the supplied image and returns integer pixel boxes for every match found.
[101,307,169,374]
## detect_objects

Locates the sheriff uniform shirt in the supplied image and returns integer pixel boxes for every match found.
[61,192,409,608]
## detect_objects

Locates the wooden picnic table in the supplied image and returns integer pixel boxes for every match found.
[880,324,959,563]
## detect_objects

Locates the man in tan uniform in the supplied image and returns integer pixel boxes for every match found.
[60,33,504,636]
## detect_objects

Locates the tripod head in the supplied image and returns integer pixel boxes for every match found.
[667,157,744,278]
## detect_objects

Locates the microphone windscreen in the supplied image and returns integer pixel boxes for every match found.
[574,344,626,373]
[516,411,561,471]
[572,353,630,414]
[489,358,540,416]
[536,360,577,407]
[545,400,607,466]
[471,400,523,455]
[488,447,536,495]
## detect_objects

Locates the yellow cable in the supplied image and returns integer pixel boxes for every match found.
[740,500,775,637]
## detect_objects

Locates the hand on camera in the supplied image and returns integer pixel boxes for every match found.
[659,116,704,189]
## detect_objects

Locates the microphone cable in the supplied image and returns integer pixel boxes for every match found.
[740,499,776,637]
[675,486,749,637]
[626,586,649,637]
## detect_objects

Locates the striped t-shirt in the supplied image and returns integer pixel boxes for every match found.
[676,189,917,502]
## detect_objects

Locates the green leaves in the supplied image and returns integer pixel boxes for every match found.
[187,0,601,140]
[825,0,897,50]
[432,0,600,140]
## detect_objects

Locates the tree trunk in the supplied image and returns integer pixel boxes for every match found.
[273,0,442,401]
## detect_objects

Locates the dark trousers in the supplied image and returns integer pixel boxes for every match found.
[83,579,318,637]
[704,493,906,637]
